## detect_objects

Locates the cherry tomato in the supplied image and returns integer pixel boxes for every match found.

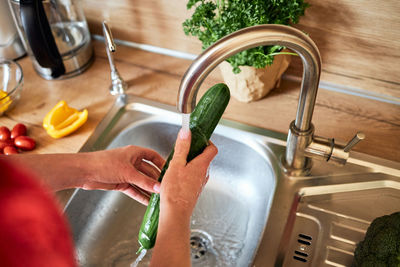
[0,126,11,141]
[11,123,27,139]
[14,136,36,151]
[0,139,14,151]
[3,146,18,155]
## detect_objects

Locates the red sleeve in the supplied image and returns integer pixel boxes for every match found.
[0,159,76,267]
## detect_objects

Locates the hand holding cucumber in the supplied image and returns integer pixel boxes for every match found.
[76,145,165,205]
[150,128,218,267]
[1,146,165,205]
[160,128,218,220]
[137,83,230,253]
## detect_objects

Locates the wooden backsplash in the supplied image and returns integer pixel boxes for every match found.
[82,0,400,100]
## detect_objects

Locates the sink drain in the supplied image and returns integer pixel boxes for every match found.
[191,236,207,260]
[190,230,214,261]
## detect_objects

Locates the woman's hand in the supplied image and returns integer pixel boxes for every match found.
[79,145,165,205]
[160,129,218,219]
[1,146,165,205]
[151,128,218,267]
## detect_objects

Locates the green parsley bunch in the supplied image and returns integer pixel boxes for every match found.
[183,0,309,73]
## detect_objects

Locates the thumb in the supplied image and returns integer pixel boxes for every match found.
[172,128,191,165]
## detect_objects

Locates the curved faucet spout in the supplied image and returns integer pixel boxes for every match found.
[177,24,321,132]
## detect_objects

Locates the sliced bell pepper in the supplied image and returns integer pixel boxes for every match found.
[43,100,88,139]
[0,90,12,114]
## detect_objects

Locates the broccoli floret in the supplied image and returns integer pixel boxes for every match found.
[353,212,400,267]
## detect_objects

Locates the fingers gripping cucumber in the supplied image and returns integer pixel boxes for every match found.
[137,83,230,252]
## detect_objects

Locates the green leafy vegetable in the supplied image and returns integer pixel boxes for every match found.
[183,0,309,73]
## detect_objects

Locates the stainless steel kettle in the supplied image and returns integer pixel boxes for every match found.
[9,0,93,79]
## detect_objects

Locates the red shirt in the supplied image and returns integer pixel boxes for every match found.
[0,159,75,267]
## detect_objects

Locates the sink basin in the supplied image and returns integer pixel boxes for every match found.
[65,95,278,266]
[64,94,400,266]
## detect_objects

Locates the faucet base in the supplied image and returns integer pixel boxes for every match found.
[281,156,312,177]
[283,121,314,176]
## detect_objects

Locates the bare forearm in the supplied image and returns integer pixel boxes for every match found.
[0,153,94,191]
[150,210,192,267]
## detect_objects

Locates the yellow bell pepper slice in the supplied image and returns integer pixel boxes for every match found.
[0,90,12,114]
[43,100,88,139]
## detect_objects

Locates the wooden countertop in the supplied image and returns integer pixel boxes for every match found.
[1,41,399,162]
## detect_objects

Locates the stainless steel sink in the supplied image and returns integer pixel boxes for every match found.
[64,94,400,267]
[65,95,279,266]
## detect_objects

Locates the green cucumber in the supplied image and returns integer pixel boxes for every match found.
[137,83,230,252]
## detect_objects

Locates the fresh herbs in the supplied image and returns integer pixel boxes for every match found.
[183,0,309,73]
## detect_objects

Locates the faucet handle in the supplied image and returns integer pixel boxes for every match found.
[305,132,365,166]
[343,132,365,152]
[328,132,365,165]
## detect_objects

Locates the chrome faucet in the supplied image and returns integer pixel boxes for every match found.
[177,24,364,176]
[102,21,128,96]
